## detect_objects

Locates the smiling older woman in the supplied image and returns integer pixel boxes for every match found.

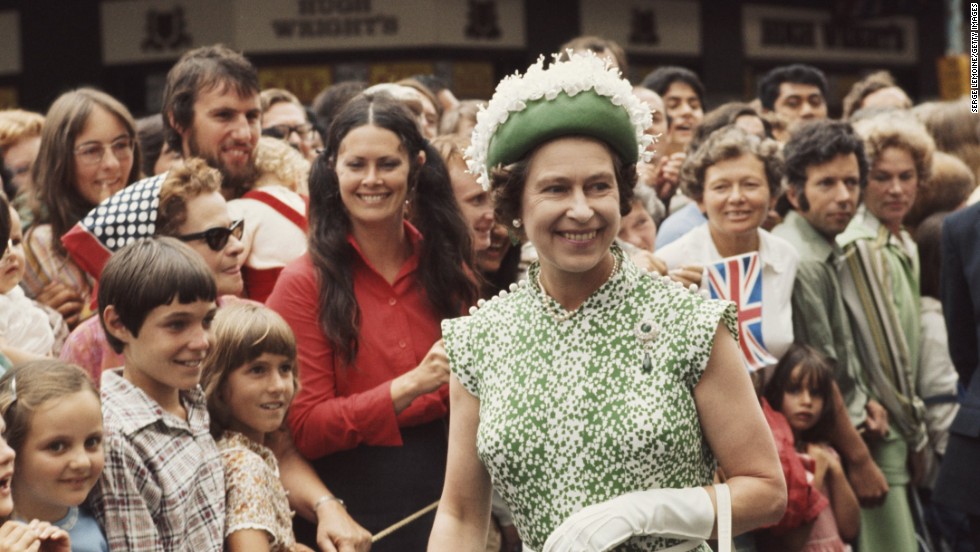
[428,53,785,552]
[655,126,797,365]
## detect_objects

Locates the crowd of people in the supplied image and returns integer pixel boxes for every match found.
[0,33,976,552]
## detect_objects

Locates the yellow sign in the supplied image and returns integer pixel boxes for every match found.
[258,66,333,104]
[0,87,17,109]
[369,62,434,85]
[451,62,495,100]
[937,55,970,100]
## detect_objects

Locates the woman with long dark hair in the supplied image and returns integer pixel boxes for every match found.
[267,93,476,550]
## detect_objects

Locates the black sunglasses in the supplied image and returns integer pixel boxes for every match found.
[176,219,244,251]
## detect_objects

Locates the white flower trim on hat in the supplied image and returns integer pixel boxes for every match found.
[465,51,655,191]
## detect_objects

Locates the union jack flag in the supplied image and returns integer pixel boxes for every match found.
[706,252,777,372]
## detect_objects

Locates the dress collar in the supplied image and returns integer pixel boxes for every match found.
[528,244,634,324]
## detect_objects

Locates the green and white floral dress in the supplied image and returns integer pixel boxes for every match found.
[442,246,738,551]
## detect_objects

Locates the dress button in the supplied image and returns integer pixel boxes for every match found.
[398,340,407,348]
[389,298,397,306]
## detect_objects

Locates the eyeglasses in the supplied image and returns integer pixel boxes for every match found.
[262,123,314,142]
[74,137,135,166]
[176,219,244,251]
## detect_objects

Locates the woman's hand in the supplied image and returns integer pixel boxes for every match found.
[391,340,450,414]
[542,487,716,552]
[666,265,703,289]
[862,399,889,441]
[641,153,686,202]
[629,251,666,275]
[804,443,831,492]
[34,282,83,329]
[0,520,38,552]
[315,500,372,552]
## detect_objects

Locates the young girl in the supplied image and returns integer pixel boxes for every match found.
[764,344,861,551]
[200,303,312,552]
[0,359,104,551]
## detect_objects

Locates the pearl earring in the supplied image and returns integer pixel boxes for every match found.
[512,219,522,228]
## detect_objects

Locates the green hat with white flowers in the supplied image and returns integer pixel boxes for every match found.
[466,52,653,191]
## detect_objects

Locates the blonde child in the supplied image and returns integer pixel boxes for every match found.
[226,137,310,302]
[0,360,97,551]
[200,303,313,552]
[0,206,68,360]
[764,344,861,551]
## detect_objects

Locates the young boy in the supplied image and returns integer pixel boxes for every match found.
[90,237,224,551]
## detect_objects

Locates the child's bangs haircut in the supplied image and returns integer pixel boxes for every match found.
[200,303,298,438]
[0,360,99,451]
[99,237,217,353]
[764,343,837,443]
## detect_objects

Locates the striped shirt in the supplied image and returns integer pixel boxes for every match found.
[91,369,225,551]
[21,223,94,318]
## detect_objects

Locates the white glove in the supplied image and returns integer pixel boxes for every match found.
[542,487,715,552]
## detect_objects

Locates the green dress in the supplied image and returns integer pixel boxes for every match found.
[442,247,737,551]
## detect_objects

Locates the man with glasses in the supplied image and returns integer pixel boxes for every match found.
[260,88,317,161]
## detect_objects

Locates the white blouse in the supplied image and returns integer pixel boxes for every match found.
[655,224,799,361]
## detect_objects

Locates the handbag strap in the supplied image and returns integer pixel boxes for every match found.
[715,483,732,552]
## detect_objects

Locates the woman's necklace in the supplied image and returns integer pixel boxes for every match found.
[536,251,622,324]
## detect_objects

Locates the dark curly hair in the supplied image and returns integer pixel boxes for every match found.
[757,64,828,111]
[640,66,705,105]
[782,120,869,212]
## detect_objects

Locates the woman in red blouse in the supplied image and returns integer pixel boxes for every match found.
[266,93,476,550]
